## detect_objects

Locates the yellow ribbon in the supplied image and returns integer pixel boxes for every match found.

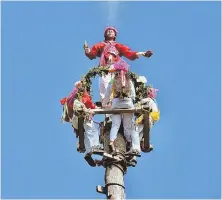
[136,111,160,125]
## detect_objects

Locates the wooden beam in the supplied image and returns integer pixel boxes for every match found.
[78,105,150,115]
[143,111,151,152]
[78,117,85,153]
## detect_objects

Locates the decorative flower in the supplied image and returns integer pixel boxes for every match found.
[60,97,67,105]
[114,59,129,72]
[136,76,147,84]
[74,81,82,88]
[81,91,96,109]
[147,87,158,99]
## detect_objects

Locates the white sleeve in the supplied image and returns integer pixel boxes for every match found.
[141,98,149,104]
[140,97,159,111]
[73,99,86,110]
[150,99,159,112]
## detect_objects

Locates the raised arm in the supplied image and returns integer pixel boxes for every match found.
[84,41,101,60]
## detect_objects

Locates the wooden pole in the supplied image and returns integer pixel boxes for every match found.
[94,106,151,198]
[103,123,127,199]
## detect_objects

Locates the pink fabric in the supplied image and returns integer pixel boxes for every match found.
[67,87,78,107]
[113,59,129,72]
[148,88,158,99]
[100,42,130,91]
[100,41,118,66]
[109,59,129,87]
[66,80,82,107]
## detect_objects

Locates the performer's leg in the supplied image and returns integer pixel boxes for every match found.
[136,124,144,141]
[84,120,101,151]
[110,114,122,142]
[98,74,112,101]
[122,113,134,143]
[99,74,112,121]
[109,114,121,152]
[83,120,100,167]
[131,125,142,153]
[84,133,91,154]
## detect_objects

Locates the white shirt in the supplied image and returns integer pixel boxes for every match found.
[103,80,136,109]
[141,97,158,112]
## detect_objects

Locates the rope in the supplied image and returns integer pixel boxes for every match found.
[112,163,125,174]
[103,151,128,173]
[105,182,125,190]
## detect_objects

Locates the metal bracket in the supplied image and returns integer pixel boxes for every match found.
[142,146,153,153]
[96,185,107,194]
[77,147,86,153]
[91,148,105,156]
[125,152,141,157]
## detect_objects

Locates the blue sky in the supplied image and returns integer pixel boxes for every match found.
[1,1,221,199]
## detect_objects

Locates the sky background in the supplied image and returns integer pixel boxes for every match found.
[1,1,221,199]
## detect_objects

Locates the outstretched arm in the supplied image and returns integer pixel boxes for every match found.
[136,50,153,58]
[117,43,138,60]
[117,43,153,60]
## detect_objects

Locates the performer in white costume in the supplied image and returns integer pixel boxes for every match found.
[73,98,103,167]
[102,60,140,154]
[135,86,160,152]
[84,26,153,102]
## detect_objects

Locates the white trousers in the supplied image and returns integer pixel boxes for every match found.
[131,125,142,152]
[110,113,134,142]
[83,120,101,153]
[99,74,112,101]
[132,117,154,151]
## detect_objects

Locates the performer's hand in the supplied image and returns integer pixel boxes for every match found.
[136,52,146,57]
[83,40,88,49]
[85,48,90,54]
[83,40,90,54]
[144,50,153,58]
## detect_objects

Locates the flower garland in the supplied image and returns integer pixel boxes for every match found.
[77,66,110,99]
[60,66,109,122]
[127,72,148,102]
[60,65,151,122]
[82,66,149,103]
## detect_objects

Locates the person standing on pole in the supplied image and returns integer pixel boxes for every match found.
[83,26,153,101]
